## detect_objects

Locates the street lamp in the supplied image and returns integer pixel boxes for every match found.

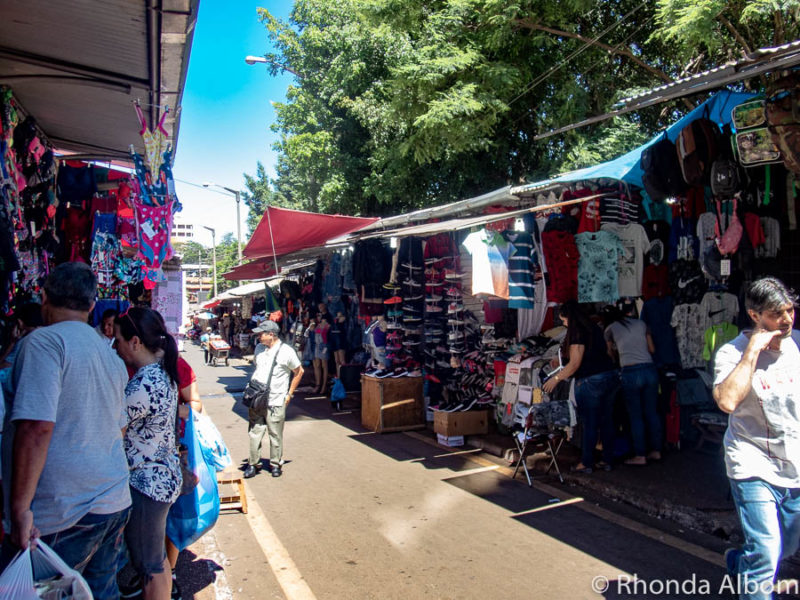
[202,182,243,265]
[203,226,218,299]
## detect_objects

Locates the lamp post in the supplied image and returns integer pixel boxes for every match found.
[202,182,243,265]
[203,226,217,299]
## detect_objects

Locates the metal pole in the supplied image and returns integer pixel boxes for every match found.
[235,190,243,265]
[211,231,218,299]
[198,248,203,302]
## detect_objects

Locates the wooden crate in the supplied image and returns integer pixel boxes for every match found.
[433,409,490,437]
[361,375,425,433]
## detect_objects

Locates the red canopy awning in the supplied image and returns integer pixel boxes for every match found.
[244,206,379,260]
[222,258,277,281]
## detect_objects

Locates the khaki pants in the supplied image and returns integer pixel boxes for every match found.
[248,404,287,466]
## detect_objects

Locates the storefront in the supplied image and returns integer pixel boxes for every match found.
[232,84,800,462]
[0,0,196,329]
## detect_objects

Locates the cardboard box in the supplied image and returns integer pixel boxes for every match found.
[433,409,489,437]
[437,433,465,447]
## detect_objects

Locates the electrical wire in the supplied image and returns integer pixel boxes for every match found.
[507,0,648,108]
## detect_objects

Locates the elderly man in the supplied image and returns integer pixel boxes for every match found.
[713,277,800,599]
[245,320,303,479]
[1,262,130,600]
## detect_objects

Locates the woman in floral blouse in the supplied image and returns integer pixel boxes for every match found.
[115,307,181,600]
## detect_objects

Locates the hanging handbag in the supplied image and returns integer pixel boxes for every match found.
[715,198,743,255]
[244,343,281,416]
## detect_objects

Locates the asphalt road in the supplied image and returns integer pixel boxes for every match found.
[178,342,754,600]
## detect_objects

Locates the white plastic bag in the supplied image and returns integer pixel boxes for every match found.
[0,540,92,600]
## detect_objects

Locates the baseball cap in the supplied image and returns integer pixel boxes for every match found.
[252,321,280,335]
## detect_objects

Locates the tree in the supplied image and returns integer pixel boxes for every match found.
[214,233,240,293]
[250,0,798,217]
[242,161,293,234]
[173,240,205,265]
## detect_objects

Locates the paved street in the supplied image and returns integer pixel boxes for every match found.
[179,342,740,600]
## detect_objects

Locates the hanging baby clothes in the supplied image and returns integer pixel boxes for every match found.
[135,102,170,174]
[91,231,122,299]
[134,200,175,289]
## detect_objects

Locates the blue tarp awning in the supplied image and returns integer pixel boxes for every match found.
[518,90,757,192]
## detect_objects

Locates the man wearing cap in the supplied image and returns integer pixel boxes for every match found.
[245,320,303,478]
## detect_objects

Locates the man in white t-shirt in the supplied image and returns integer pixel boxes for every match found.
[245,320,303,479]
[713,277,800,599]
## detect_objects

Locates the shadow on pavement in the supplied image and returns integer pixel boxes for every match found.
[176,549,224,599]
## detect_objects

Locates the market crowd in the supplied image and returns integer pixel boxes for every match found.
[0,262,204,600]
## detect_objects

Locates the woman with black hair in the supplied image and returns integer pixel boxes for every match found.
[543,301,619,473]
[601,304,662,466]
[114,307,181,600]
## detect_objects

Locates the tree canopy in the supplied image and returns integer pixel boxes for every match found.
[245,0,799,217]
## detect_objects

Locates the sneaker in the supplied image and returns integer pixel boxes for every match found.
[447,318,465,326]
[386,309,403,318]
[404,316,422,324]
[119,576,143,599]
[405,294,424,301]
[724,548,740,576]
[401,262,422,270]
[445,287,462,298]
[384,296,402,304]
[426,294,443,302]
[447,303,464,314]
[391,368,408,377]
[425,305,443,313]
[171,572,182,600]
[402,279,422,287]
[382,282,400,291]
[443,269,463,280]
[386,322,402,330]
[402,304,421,312]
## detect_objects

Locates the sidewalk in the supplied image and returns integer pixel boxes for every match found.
[446,429,740,542]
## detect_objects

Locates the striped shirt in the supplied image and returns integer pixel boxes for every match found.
[503,231,536,309]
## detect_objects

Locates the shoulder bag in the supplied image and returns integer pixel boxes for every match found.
[243,343,281,415]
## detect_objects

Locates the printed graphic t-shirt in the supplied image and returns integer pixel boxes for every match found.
[601,223,650,298]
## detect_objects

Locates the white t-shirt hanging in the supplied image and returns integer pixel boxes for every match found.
[600,222,650,297]
[462,229,511,299]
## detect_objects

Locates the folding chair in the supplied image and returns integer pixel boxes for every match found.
[512,405,565,485]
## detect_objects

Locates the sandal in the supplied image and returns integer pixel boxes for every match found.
[570,464,593,474]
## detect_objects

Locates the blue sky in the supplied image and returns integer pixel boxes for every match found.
[172,0,292,247]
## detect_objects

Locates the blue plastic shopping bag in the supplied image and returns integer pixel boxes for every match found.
[166,408,220,551]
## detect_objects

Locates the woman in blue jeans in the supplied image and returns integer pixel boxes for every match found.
[544,301,619,473]
[601,305,662,466]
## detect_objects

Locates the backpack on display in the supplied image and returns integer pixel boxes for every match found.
[766,70,800,174]
[732,99,767,130]
[735,128,782,167]
[641,133,686,201]
[677,117,721,186]
[710,158,741,197]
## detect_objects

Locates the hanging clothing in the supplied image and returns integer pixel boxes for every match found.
[462,229,511,299]
[135,103,170,173]
[699,291,739,330]
[641,296,681,367]
[703,322,739,362]
[574,230,623,304]
[502,230,536,309]
[671,303,706,369]
[600,222,650,298]
[541,230,579,303]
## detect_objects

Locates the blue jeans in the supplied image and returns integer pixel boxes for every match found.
[620,363,662,456]
[575,370,619,468]
[729,478,800,600]
[0,508,132,600]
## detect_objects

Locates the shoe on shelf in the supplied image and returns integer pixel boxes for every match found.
[272,466,283,478]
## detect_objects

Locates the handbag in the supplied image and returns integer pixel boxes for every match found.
[244,343,281,415]
[715,198,743,255]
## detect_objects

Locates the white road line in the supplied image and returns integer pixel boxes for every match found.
[243,485,318,600]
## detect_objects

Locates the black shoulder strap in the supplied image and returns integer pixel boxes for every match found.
[266,342,281,388]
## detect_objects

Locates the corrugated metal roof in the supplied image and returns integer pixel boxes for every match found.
[0,0,197,160]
